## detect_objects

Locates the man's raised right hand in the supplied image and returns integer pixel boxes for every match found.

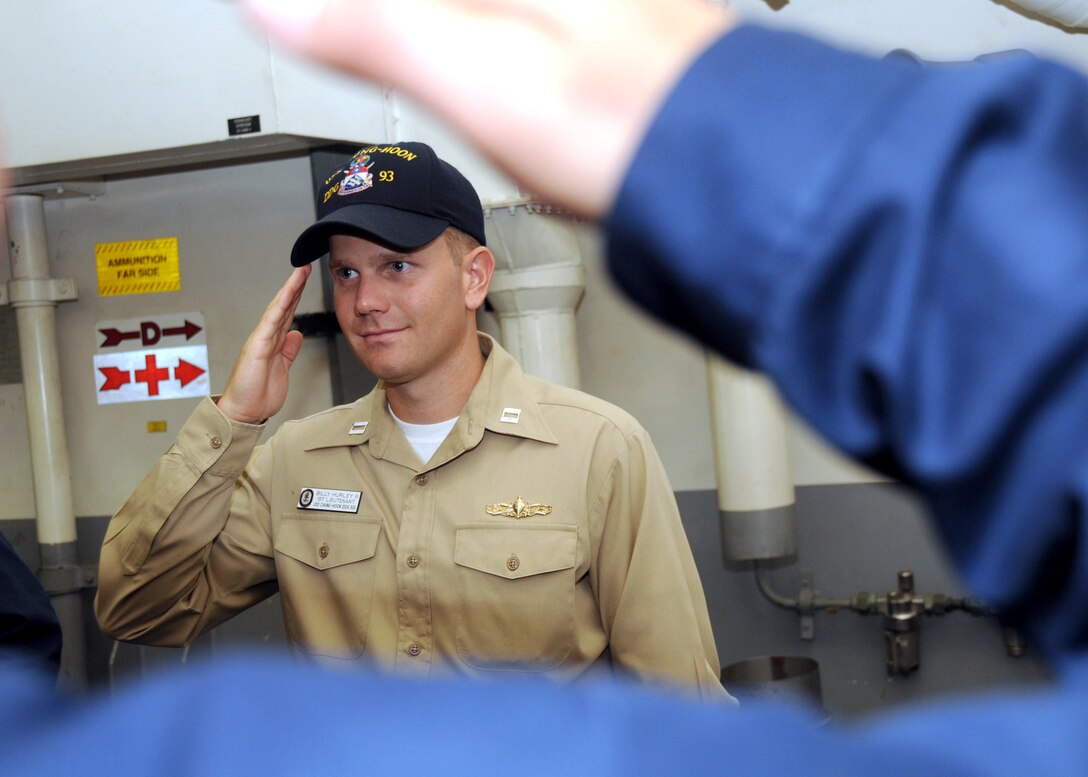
[217,265,313,425]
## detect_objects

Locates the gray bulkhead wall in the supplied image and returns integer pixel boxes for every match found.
[1,150,1049,717]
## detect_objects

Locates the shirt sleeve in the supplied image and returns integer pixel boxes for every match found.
[592,425,733,701]
[94,396,279,645]
[605,24,1088,657]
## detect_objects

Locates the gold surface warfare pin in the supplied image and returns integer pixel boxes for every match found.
[485,496,553,519]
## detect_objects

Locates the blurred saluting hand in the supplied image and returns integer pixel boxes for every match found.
[240,0,734,218]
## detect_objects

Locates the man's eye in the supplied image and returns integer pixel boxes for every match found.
[334,267,358,280]
[390,261,410,273]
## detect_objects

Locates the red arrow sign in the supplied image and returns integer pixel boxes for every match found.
[99,320,203,348]
[99,328,141,348]
[98,366,132,391]
[174,359,206,388]
[98,358,206,393]
[94,343,209,405]
[163,320,202,341]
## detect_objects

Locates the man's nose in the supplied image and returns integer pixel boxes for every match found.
[354,277,389,315]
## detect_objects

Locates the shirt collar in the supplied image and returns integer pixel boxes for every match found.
[460,333,558,447]
[300,395,377,452]
[302,333,557,453]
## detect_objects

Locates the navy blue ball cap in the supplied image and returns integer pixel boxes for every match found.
[290,142,486,266]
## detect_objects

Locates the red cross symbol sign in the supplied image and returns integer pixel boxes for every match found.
[94,346,210,405]
[133,354,170,396]
[101,354,205,396]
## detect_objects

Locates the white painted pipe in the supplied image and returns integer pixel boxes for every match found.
[488,265,585,388]
[707,354,797,561]
[6,194,86,688]
[484,202,585,389]
[6,195,77,546]
[1009,0,1088,26]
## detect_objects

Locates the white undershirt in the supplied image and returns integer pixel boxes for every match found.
[388,404,458,465]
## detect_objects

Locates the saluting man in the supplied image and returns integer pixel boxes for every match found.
[95,142,730,701]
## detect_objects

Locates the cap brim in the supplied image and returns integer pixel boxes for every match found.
[290,204,450,266]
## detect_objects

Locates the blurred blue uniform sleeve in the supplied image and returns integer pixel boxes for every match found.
[606,25,1088,657]
[1,653,1087,777]
[0,531,61,676]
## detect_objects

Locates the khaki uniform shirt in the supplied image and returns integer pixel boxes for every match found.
[96,336,727,699]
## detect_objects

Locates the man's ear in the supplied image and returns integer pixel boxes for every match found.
[464,246,495,311]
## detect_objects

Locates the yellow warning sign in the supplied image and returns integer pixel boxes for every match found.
[96,237,181,297]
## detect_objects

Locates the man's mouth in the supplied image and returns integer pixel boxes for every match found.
[360,327,406,342]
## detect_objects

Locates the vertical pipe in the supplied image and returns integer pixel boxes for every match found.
[500,310,581,388]
[484,204,585,390]
[489,269,584,389]
[6,194,86,688]
[707,354,797,561]
[8,196,75,545]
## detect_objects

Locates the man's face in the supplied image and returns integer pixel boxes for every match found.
[328,232,480,387]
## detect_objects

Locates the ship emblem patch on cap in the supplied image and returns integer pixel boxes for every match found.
[338,151,374,197]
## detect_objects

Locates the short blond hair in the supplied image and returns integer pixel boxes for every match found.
[444,227,481,266]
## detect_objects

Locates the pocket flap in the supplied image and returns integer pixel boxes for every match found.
[454,525,576,580]
[275,515,382,571]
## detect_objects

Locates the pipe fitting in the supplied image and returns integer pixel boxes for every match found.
[883,571,921,675]
[5,276,79,306]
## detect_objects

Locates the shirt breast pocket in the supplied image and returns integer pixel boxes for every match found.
[453,524,577,671]
[274,514,382,659]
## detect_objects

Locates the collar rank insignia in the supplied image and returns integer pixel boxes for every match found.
[500,407,522,424]
[348,421,369,435]
[486,496,553,519]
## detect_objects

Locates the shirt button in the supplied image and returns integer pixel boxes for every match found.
[407,642,422,657]
[406,554,420,568]
[414,474,428,486]
[318,543,330,560]
[506,555,520,572]
[210,435,223,449]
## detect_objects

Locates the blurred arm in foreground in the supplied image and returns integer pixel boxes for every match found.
[241,0,1088,658]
